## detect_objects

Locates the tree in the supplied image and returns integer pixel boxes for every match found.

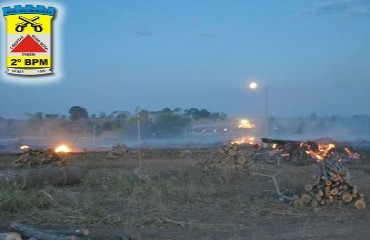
[116,111,129,120]
[139,109,150,121]
[99,112,107,119]
[25,112,43,124]
[199,109,211,118]
[152,108,191,137]
[69,106,89,121]
[184,108,200,119]
[44,114,61,120]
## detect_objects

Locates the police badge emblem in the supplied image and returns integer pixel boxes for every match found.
[3,5,56,75]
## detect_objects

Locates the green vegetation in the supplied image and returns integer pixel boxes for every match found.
[0,106,228,139]
[0,183,25,212]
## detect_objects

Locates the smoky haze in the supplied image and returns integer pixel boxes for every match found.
[1,114,369,153]
[0,1,369,119]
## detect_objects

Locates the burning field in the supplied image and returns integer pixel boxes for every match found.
[0,139,370,240]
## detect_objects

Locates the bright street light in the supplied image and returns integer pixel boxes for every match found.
[249,81,269,138]
[249,81,258,89]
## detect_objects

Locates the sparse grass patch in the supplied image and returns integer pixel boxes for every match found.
[360,152,370,165]
[27,189,55,209]
[0,182,26,212]
[115,171,140,194]
[82,168,114,188]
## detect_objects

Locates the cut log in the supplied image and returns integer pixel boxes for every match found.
[327,195,334,205]
[44,229,89,237]
[9,222,76,240]
[325,180,332,186]
[0,166,82,189]
[330,188,339,196]
[292,199,304,208]
[311,200,319,208]
[304,184,313,192]
[0,232,22,240]
[261,138,300,145]
[329,173,341,182]
[354,199,366,209]
[301,194,312,204]
[342,193,353,203]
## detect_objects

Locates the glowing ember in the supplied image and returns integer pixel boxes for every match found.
[305,143,335,161]
[344,147,361,159]
[344,147,351,155]
[238,119,255,129]
[231,136,256,145]
[55,144,71,153]
[20,145,29,150]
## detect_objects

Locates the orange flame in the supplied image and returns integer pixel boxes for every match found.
[343,147,351,155]
[231,136,256,145]
[305,143,335,161]
[55,144,71,153]
[344,147,361,159]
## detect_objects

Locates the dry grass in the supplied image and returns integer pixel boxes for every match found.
[0,148,370,239]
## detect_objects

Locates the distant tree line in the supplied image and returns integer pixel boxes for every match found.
[17,106,228,139]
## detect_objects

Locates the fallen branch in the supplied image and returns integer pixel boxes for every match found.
[156,217,185,227]
[9,222,76,240]
[44,228,89,237]
[320,162,328,180]
[252,171,294,201]
[0,232,21,240]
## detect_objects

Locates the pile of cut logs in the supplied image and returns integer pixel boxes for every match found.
[13,149,66,167]
[107,143,131,159]
[293,160,366,209]
[0,222,89,240]
[199,143,248,170]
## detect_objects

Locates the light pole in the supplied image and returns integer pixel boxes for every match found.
[249,81,269,138]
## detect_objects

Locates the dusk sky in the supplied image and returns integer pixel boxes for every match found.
[0,0,369,119]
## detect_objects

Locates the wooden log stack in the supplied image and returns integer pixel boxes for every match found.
[199,143,248,170]
[13,149,66,168]
[294,160,366,209]
[107,143,131,159]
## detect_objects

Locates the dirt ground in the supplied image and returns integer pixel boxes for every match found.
[1,146,370,240]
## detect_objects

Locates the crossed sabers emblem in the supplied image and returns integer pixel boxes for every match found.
[16,16,43,32]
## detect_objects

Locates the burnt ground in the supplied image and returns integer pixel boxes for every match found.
[1,147,370,240]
